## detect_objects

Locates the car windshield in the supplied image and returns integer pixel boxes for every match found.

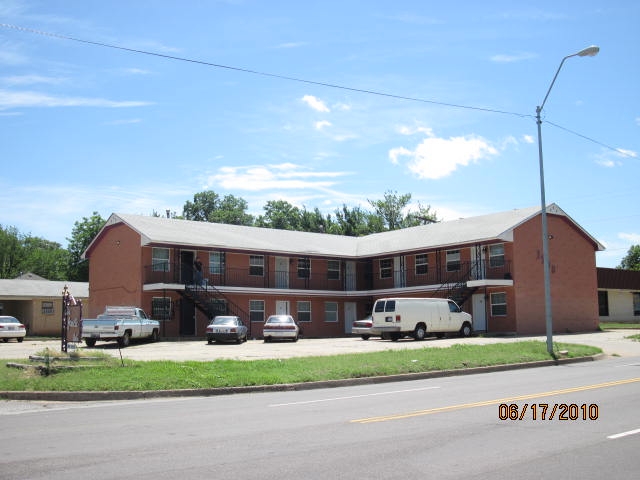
[267,316,292,324]
[211,317,237,325]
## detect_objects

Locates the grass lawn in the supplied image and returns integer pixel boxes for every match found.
[599,322,640,329]
[0,341,601,393]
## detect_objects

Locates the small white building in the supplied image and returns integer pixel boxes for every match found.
[597,268,640,323]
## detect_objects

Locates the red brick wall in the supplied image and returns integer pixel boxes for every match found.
[87,224,143,318]
[513,214,599,334]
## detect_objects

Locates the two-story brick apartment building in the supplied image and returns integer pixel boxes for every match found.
[83,203,604,339]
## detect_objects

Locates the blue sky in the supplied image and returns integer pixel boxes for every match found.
[0,0,638,268]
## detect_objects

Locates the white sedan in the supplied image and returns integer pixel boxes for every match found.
[263,315,300,342]
[0,316,26,343]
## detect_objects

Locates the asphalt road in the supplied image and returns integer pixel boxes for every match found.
[1,329,640,361]
[1,354,639,480]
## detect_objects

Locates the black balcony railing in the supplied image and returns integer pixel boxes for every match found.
[144,260,511,292]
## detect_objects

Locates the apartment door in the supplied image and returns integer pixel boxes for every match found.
[472,294,487,331]
[394,256,406,288]
[276,300,290,315]
[344,302,357,334]
[275,256,289,288]
[179,298,196,336]
[345,261,356,291]
[180,251,195,284]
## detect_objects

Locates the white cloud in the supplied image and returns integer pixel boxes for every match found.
[205,164,350,192]
[397,125,434,136]
[0,89,152,109]
[490,52,537,63]
[389,133,498,179]
[315,120,332,130]
[1,75,66,86]
[301,95,330,112]
[619,232,640,243]
[522,134,535,144]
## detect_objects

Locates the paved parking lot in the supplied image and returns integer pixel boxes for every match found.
[1,329,639,361]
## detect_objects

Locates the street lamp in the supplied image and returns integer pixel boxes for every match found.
[536,45,599,355]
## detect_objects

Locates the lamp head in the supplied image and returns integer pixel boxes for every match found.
[577,45,599,57]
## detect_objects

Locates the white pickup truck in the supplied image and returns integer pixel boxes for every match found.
[82,306,160,348]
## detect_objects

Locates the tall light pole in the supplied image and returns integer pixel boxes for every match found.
[536,45,599,355]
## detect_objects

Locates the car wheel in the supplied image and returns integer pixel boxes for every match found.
[414,324,427,341]
[2,338,8,343]
[264,337,271,343]
[151,329,159,342]
[459,322,472,337]
[361,335,370,340]
[207,339,213,345]
[118,332,131,347]
[85,338,96,347]
[17,337,24,343]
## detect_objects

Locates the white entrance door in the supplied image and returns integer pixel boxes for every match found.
[275,257,289,288]
[345,261,356,291]
[472,294,487,331]
[344,302,357,334]
[276,301,290,315]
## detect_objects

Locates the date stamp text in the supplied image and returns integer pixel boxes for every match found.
[498,403,599,421]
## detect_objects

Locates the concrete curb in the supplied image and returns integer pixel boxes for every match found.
[0,354,603,402]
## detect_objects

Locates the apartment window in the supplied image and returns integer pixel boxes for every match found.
[298,257,310,278]
[209,252,225,275]
[325,302,338,322]
[598,291,609,317]
[152,247,170,272]
[249,256,264,276]
[151,297,171,320]
[297,301,311,322]
[491,292,507,316]
[327,260,340,280]
[41,301,54,315]
[208,299,227,317]
[415,254,428,275]
[489,244,505,268]
[249,300,264,322]
[446,250,461,272]
[379,258,393,279]
[634,293,640,316]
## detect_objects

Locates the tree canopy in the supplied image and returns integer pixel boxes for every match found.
[618,245,640,271]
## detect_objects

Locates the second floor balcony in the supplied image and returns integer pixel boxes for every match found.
[144,260,513,292]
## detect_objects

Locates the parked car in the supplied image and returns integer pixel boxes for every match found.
[206,316,248,344]
[263,315,300,342]
[351,314,380,340]
[0,316,26,343]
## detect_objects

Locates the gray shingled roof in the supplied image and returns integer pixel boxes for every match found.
[0,280,89,298]
[87,203,604,259]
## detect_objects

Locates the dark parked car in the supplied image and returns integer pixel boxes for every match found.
[206,316,248,344]
[263,315,300,342]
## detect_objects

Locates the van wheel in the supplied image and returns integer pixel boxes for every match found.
[459,322,472,338]
[360,335,370,340]
[414,324,427,341]
[85,338,96,347]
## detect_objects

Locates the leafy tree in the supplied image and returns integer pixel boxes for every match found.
[618,245,640,271]
[334,205,372,236]
[0,225,24,278]
[183,191,253,225]
[403,202,439,227]
[255,200,302,230]
[368,190,412,231]
[299,206,335,234]
[21,236,69,280]
[66,212,106,281]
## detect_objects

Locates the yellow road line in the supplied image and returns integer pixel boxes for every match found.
[351,377,640,424]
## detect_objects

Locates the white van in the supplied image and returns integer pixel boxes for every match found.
[371,298,473,341]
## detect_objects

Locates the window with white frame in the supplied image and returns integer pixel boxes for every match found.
[490,292,507,316]
[249,300,265,322]
[298,257,310,278]
[446,250,461,272]
[152,247,170,272]
[379,258,393,279]
[209,252,225,274]
[151,297,171,320]
[41,301,54,315]
[249,255,264,276]
[324,302,338,322]
[297,301,311,322]
[327,260,340,280]
[415,254,428,275]
[489,244,505,267]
